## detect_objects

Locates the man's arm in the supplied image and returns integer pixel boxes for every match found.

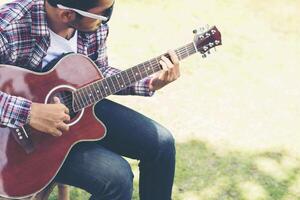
[0,33,70,136]
[0,33,33,128]
[0,91,32,128]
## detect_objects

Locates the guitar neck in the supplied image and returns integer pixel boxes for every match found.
[73,42,197,111]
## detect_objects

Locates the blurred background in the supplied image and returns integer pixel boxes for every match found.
[1,0,300,199]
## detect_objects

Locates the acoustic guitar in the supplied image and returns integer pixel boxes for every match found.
[0,26,221,199]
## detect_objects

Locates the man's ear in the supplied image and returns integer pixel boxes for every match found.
[59,10,77,23]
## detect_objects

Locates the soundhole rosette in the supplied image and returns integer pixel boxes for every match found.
[44,85,84,126]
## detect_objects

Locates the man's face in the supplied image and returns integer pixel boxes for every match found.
[69,0,114,32]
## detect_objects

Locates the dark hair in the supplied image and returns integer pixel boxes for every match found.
[47,0,100,11]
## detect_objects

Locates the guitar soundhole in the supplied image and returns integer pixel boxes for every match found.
[51,90,79,120]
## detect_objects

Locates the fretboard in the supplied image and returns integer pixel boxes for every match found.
[73,42,197,111]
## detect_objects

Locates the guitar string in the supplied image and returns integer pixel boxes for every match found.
[54,45,196,111]
[53,45,196,111]
[56,44,195,104]
[55,44,196,109]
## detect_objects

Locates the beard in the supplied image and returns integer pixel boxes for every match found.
[68,20,101,33]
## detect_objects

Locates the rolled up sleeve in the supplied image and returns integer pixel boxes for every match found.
[0,91,32,128]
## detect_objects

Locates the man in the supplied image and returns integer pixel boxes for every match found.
[0,0,180,199]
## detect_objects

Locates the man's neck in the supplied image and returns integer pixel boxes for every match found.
[45,1,75,40]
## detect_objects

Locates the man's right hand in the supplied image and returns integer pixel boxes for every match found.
[29,97,70,137]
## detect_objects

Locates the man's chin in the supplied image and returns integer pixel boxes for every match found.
[81,28,99,33]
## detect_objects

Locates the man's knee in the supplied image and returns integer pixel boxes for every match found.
[156,125,176,157]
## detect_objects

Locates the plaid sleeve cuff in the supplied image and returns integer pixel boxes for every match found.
[132,77,155,97]
[0,94,32,128]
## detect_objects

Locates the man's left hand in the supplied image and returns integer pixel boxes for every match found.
[149,50,180,91]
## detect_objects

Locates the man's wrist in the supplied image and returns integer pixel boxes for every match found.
[25,105,32,125]
[149,78,155,91]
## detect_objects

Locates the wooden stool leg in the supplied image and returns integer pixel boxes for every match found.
[31,183,69,200]
[31,182,57,200]
[58,184,69,200]
[0,183,69,200]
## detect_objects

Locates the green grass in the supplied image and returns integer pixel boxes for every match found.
[173,141,300,200]
[49,140,300,200]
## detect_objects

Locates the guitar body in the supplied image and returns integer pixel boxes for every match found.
[0,54,106,198]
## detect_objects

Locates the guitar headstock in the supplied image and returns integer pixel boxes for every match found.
[193,26,222,57]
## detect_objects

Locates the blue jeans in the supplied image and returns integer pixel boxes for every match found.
[55,99,176,200]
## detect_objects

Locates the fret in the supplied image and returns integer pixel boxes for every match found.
[155,57,162,71]
[148,59,156,74]
[77,89,88,107]
[143,61,150,77]
[181,46,187,57]
[190,43,197,54]
[123,70,131,86]
[124,69,132,85]
[110,75,121,91]
[181,46,188,59]
[140,62,146,78]
[148,59,155,73]
[184,45,189,57]
[187,43,196,55]
[153,58,161,72]
[106,77,116,94]
[73,92,82,111]
[175,49,182,60]
[82,87,92,106]
[86,85,96,103]
[129,68,137,82]
[137,64,144,79]
[133,66,143,80]
[90,83,101,102]
[118,72,127,88]
[97,80,108,97]
[145,60,154,76]
[116,73,125,88]
[185,45,190,57]
[102,79,113,94]
[186,44,192,57]
[91,83,101,102]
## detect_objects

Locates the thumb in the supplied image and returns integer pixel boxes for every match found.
[53,96,61,104]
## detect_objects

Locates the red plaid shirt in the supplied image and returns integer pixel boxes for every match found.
[0,0,153,128]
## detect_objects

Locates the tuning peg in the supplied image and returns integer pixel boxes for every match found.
[205,33,211,37]
[202,53,207,58]
[207,50,211,54]
[193,29,197,34]
[199,35,205,40]
[214,47,217,52]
